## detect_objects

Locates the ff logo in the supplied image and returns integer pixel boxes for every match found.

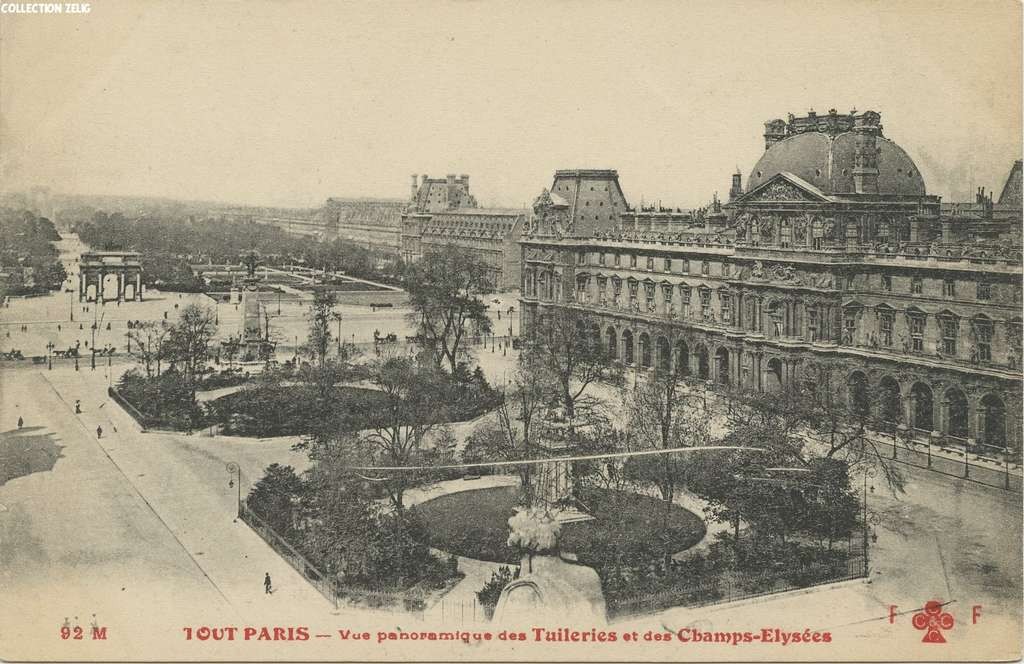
[912,601,954,642]
[889,602,982,643]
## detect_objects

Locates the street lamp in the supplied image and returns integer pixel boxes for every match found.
[46,341,54,370]
[226,462,241,518]
[332,311,343,353]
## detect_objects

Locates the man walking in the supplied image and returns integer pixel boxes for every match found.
[264,572,273,594]
[96,425,103,439]
[17,416,23,429]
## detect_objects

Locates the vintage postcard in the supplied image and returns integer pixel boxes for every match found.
[1,0,1021,661]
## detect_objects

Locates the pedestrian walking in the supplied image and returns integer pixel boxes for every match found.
[264,573,273,594]
[96,425,103,439]
[17,416,23,429]
[75,400,82,414]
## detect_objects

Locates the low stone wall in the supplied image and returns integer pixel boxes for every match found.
[333,290,408,306]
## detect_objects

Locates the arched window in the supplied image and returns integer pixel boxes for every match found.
[878,376,901,428]
[944,387,968,439]
[714,347,729,385]
[910,382,934,432]
[606,328,618,359]
[675,340,690,376]
[980,394,1006,449]
[622,330,634,365]
[847,371,869,418]
[656,337,671,372]
[639,332,651,368]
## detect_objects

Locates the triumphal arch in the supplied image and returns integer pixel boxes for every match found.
[79,251,144,302]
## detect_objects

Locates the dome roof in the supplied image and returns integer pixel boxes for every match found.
[747,131,926,196]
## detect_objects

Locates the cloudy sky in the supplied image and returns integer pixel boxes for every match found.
[1,0,1020,209]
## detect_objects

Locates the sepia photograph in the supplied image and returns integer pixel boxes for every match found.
[0,0,1021,661]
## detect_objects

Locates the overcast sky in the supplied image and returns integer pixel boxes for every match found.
[1,0,1020,210]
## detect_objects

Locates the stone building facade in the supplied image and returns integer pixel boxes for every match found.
[520,109,1023,454]
[401,174,526,290]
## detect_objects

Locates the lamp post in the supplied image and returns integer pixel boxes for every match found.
[332,312,343,353]
[226,462,241,518]
[46,341,54,370]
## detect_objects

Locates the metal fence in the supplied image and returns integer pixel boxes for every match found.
[239,501,424,613]
[239,501,342,608]
[605,552,867,620]
[840,429,1023,493]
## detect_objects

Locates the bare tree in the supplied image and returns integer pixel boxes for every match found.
[525,306,621,421]
[405,244,493,374]
[359,357,452,513]
[165,303,218,398]
[463,351,547,505]
[127,320,171,377]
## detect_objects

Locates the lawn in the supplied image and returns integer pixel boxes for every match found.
[412,485,706,567]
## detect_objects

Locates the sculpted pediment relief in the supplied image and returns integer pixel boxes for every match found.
[747,180,817,202]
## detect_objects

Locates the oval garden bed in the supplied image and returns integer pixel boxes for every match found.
[412,485,706,567]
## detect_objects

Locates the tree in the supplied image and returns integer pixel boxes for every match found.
[127,320,171,377]
[248,463,304,535]
[165,304,217,399]
[623,368,712,506]
[405,244,493,374]
[360,357,453,513]
[463,351,547,505]
[524,307,621,421]
[305,290,337,371]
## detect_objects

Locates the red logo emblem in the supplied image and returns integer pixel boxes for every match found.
[912,601,954,643]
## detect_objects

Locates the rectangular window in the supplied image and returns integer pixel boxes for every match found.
[700,289,712,320]
[701,261,709,275]
[879,312,894,347]
[720,293,732,324]
[662,285,675,314]
[806,307,819,341]
[940,317,958,355]
[843,311,857,345]
[597,277,607,305]
[598,253,606,266]
[975,319,993,362]
[882,275,892,292]
[943,279,955,298]
[614,254,621,267]
[612,278,622,307]
[578,251,587,265]
[911,277,923,295]
[909,315,925,352]
[663,257,672,272]
[722,263,731,277]
[846,274,855,290]
[644,282,656,311]
[977,281,991,300]
[629,254,638,268]
[646,256,655,271]
[576,277,589,304]
[679,287,691,318]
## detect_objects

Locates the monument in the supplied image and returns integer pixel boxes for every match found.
[78,251,143,302]
[229,251,276,362]
[491,508,606,626]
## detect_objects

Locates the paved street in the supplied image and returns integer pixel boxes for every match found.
[1,234,1019,660]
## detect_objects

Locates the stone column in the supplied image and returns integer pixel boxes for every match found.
[136,272,142,301]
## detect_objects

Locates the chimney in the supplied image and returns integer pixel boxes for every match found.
[410,174,418,199]
[852,114,882,194]
[459,174,469,187]
[729,171,743,201]
[446,174,456,185]
[763,118,786,151]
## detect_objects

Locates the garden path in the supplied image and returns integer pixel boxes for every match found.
[405,475,518,625]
